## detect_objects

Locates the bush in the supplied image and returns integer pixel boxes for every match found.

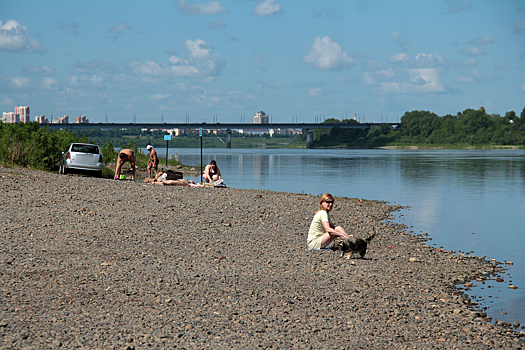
[0,122,81,170]
[102,167,115,179]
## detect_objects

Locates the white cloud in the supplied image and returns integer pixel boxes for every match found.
[462,46,486,57]
[0,20,45,52]
[361,67,395,86]
[131,39,224,80]
[110,20,132,33]
[11,77,30,88]
[40,77,61,90]
[253,0,283,17]
[467,35,493,45]
[494,61,505,69]
[209,20,226,29]
[57,21,80,36]
[251,53,264,68]
[392,31,410,52]
[173,0,228,16]
[443,0,473,14]
[150,94,170,100]
[514,19,525,34]
[380,68,445,94]
[24,66,55,76]
[456,76,474,83]
[456,69,502,84]
[1,96,15,106]
[306,87,323,97]
[390,52,445,68]
[186,38,212,59]
[390,53,409,63]
[68,74,105,88]
[302,36,355,70]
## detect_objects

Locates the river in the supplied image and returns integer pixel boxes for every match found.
[156,148,525,328]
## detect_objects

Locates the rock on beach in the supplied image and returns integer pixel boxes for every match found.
[0,166,523,349]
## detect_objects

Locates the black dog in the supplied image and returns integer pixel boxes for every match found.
[331,233,376,259]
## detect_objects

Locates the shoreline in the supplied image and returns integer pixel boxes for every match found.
[1,166,523,349]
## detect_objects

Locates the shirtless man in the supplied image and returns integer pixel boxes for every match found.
[146,145,159,179]
[114,149,136,180]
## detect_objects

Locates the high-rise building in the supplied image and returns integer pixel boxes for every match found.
[76,115,89,124]
[2,112,19,123]
[53,115,69,124]
[15,106,30,123]
[254,111,269,124]
[35,115,49,124]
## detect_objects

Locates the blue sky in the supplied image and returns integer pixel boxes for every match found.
[1,0,524,123]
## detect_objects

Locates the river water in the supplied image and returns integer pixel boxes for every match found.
[157,148,525,327]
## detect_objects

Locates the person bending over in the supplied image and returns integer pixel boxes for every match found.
[203,160,221,183]
[307,193,353,250]
[114,149,136,181]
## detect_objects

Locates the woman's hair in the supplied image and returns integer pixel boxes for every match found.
[210,160,217,166]
[317,193,334,212]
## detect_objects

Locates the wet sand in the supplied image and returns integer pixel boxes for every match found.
[0,166,523,349]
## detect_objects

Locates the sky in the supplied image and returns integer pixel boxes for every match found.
[1,0,525,124]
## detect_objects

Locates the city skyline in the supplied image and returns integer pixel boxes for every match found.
[1,1,524,124]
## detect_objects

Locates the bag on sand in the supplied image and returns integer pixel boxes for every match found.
[165,170,183,180]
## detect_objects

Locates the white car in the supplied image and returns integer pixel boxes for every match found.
[59,143,103,177]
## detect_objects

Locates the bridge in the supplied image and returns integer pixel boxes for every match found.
[41,122,400,148]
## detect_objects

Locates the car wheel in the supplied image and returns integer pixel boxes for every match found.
[95,171,103,178]
[63,166,68,175]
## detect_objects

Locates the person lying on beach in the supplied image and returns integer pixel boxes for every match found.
[203,160,221,183]
[145,171,197,187]
[151,179,195,186]
[307,193,353,250]
[114,149,136,181]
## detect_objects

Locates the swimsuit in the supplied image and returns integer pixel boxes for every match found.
[148,158,159,170]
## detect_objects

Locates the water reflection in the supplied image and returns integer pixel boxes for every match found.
[166,148,525,327]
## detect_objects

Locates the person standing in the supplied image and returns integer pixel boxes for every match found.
[202,160,221,183]
[307,193,352,250]
[114,149,136,181]
[146,145,159,180]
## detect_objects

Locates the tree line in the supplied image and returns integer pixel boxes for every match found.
[0,121,144,173]
[2,107,524,171]
[304,107,525,148]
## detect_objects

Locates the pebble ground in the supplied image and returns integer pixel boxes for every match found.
[1,166,523,349]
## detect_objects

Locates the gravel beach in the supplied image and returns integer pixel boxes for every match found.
[1,166,523,349]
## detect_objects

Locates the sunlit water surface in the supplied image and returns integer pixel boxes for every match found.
[156,148,525,327]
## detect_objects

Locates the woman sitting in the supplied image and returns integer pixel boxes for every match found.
[307,193,353,250]
[203,160,221,183]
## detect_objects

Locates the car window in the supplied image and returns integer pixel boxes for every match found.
[71,145,99,154]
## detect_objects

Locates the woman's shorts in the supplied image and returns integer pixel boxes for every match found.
[307,235,323,250]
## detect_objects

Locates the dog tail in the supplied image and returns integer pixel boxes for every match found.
[365,231,376,243]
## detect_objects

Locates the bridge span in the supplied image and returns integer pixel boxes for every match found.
[41,122,400,148]
[42,122,399,131]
